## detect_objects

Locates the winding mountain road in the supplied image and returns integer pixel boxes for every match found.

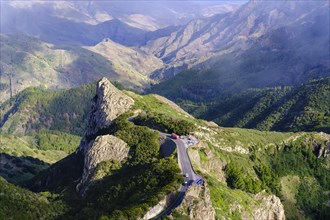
[128,117,202,218]
[153,132,203,219]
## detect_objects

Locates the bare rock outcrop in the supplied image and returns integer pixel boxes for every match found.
[142,192,176,220]
[76,77,134,195]
[252,192,285,220]
[175,184,215,220]
[188,141,226,183]
[77,135,129,195]
[86,77,134,136]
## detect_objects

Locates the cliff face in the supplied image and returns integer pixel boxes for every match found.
[174,184,216,220]
[76,77,134,195]
[142,192,177,220]
[85,77,134,137]
[252,192,285,220]
[77,135,129,195]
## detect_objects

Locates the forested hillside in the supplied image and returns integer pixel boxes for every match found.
[0,80,329,219]
[0,82,96,136]
[194,78,330,133]
[163,78,330,133]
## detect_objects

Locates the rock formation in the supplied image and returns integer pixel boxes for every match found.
[77,135,129,195]
[85,77,134,137]
[252,192,285,220]
[142,192,177,220]
[76,77,134,195]
[175,184,216,220]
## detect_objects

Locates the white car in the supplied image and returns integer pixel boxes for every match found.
[184,173,189,178]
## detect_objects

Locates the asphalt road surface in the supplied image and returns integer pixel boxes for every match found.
[154,132,202,219]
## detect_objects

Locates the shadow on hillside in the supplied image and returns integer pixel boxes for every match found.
[0,152,50,185]
[160,139,176,158]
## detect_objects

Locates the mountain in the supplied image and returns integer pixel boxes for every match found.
[0,177,66,219]
[1,1,330,219]
[1,1,328,105]
[0,1,240,45]
[0,33,160,102]
[172,78,330,133]
[0,82,96,135]
[143,0,329,79]
[1,1,241,31]
[148,1,329,128]
[1,78,329,219]
[84,38,162,81]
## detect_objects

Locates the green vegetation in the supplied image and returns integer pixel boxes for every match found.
[128,92,196,122]
[0,130,79,184]
[0,177,66,219]
[1,79,328,220]
[0,153,49,185]
[33,129,80,154]
[181,78,330,133]
[206,175,258,220]
[193,121,330,220]
[225,162,262,194]
[133,111,196,135]
[27,112,183,219]
[210,78,329,132]
[220,135,330,219]
[83,157,182,219]
[0,83,96,136]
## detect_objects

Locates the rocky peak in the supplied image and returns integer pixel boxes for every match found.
[252,192,285,220]
[174,184,216,220]
[76,77,134,195]
[85,77,134,137]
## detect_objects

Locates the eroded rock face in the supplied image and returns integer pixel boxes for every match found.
[142,192,176,220]
[86,77,134,137]
[77,135,129,195]
[188,141,226,183]
[252,192,285,220]
[314,141,330,158]
[76,77,134,195]
[176,184,215,220]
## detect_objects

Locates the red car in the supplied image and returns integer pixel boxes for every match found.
[171,133,179,139]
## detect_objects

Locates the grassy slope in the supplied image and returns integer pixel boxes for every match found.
[1,82,329,219]
[0,82,96,136]
[190,121,330,219]
[0,131,80,184]
[125,90,330,220]
[0,33,153,102]
[0,177,66,220]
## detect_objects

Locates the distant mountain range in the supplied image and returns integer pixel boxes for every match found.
[1,1,329,121]
[143,0,329,79]
[0,33,160,101]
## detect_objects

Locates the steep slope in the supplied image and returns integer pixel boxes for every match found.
[0,33,154,102]
[192,78,330,133]
[0,177,66,219]
[143,0,329,79]
[85,38,162,82]
[0,82,96,136]
[28,78,183,219]
[1,78,329,219]
[1,1,240,33]
[0,130,80,184]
